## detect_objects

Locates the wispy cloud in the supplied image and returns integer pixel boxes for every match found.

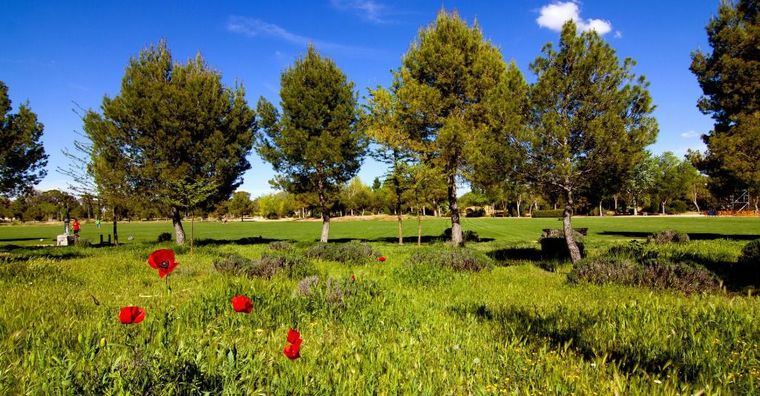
[536,1,613,36]
[680,130,700,139]
[330,0,393,24]
[227,16,379,56]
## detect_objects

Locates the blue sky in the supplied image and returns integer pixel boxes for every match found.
[1,0,718,197]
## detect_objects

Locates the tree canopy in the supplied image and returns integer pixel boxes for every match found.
[83,41,255,244]
[0,81,48,198]
[256,46,366,242]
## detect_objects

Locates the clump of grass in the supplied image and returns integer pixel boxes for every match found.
[305,241,380,265]
[213,252,317,279]
[296,275,380,312]
[648,229,689,244]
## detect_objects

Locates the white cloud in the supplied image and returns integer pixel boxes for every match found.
[614,30,622,39]
[227,16,377,56]
[536,1,613,36]
[680,130,700,138]
[330,0,391,23]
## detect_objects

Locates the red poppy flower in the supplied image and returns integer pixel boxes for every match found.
[230,295,253,313]
[283,328,303,360]
[351,274,356,281]
[147,249,178,278]
[119,306,145,324]
[378,256,386,262]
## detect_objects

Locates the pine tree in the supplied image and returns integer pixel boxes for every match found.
[256,46,366,242]
[0,81,48,198]
[83,41,255,245]
[529,21,658,263]
[393,10,507,246]
[691,0,760,201]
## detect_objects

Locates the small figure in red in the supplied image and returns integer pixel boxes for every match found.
[72,218,81,238]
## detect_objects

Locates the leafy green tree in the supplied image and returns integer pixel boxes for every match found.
[365,87,413,243]
[529,21,658,263]
[653,152,694,214]
[691,0,759,200]
[83,41,255,245]
[228,191,254,221]
[0,81,48,198]
[404,164,446,244]
[393,10,507,246]
[256,46,366,242]
[467,61,531,217]
[624,152,657,215]
[340,177,372,216]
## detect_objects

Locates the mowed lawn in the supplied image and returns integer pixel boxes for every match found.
[0,217,759,394]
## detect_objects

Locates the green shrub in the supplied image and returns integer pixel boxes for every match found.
[296,275,380,312]
[667,200,689,214]
[569,255,720,294]
[532,209,564,218]
[406,246,492,272]
[157,232,172,243]
[736,239,760,286]
[442,228,480,242]
[268,241,293,251]
[74,238,92,248]
[213,252,317,279]
[305,241,380,264]
[648,229,690,244]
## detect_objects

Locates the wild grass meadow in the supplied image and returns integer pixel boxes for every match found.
[1,217,759,394]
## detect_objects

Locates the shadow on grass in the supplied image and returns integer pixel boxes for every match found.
[450,303,703,381]
[193,236,286,247]
[598,231,759,241]
[327,236,495,244]
[0,237,48,242]
[487,247,543,262]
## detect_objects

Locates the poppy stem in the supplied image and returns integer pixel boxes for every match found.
[166,275,172,296]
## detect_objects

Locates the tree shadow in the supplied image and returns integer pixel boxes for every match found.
[598,231,759,241]
[0,237,48,242]
[193,236,287,247]
[0,246,85,263]
[327,236,495,244]
[487,247,543,262]
[450,303,703,381]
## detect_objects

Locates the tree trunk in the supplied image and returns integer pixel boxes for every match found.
[613,195,619,211]
[633,196,638,216]
[318,188,330,243]
[417,208,422,246]
[190,213,195,253]
[447,172,463,246]
[172,206,186,245]
[516,198,521,218]
[661,201,667,215]
[693,190,700,213]
[598,201,603,217]
[112,206,119,246]
[394,169,404,245]
[563,191,582,264]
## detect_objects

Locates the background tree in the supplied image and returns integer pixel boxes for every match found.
[691,0,759,203]
[256,46,365,242]
[365,87,413,243]
[467,61,530,217]
[393,10,507,246]
[529,21,658,263]
[83,41,255,245]
[653,152,693,215]
[624,152,657,215]
[228,191,254,221]
[340,177,372,216]
[404,164,446,244]
[0,81,48,198]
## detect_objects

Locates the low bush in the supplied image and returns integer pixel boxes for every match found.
[213,252,317,279]
[305,241,380,265]
[74,238,92,248]
[736,239,760,286]
[569,255,720,294]
[442,228,480,242]
[531,209,564,218]
[156,232,172,243]
[648,229,690,244]
[268,241,293,251]
[406,246,492,272]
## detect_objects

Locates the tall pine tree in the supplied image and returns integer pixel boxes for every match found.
[393,10,507,246]
[691,0,760,207]
[256,46,366,242]
[84,41,255,244]
[529,21,657,263]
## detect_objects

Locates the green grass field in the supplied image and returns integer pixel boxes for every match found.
[1,217,759,394]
